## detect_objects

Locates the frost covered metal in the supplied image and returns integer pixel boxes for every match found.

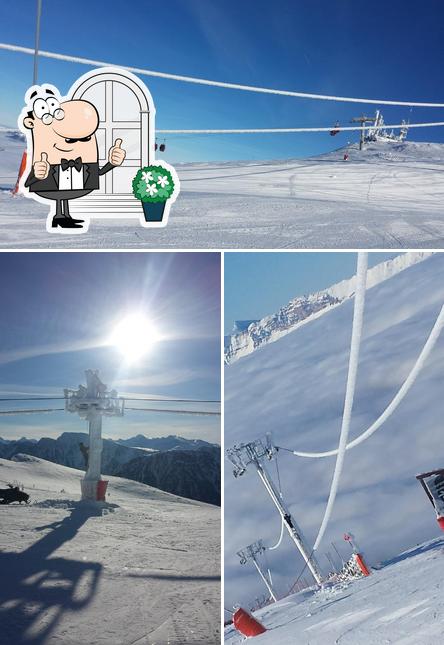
[227,434,323,586]
[416,469,444,527]
[64,370,124,501]
[237,540,277,602]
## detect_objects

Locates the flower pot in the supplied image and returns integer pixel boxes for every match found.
[142,201,166,222]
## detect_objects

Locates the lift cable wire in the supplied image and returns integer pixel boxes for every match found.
[125,407,220,416]
[288,546,318,595]
[267,452,286,551]
[157,122,444,135]
[276,303,444,460]
[0,408,64,415]
[1,42,444,108]
[122,397,220,403]
[267,517,285,551]
[313,252,368,551]
[275,451,283,498]
[0,397,220,404]
[0,407,220,417]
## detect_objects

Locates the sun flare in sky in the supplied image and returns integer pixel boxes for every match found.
[108,313,161,364]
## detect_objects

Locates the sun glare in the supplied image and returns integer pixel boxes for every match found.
[109,313,161,363]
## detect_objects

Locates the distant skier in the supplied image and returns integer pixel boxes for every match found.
[343,153,349,162]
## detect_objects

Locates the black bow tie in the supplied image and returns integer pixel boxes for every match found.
[61,157,82,172]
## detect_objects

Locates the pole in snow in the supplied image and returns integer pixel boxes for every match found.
[227,436,323,586]
[64,370,124,501]
[33,0,43,85]
[237,540,277,602]
[351,115,374,150]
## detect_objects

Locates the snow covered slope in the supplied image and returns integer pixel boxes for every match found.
[1,130,444,249]
[224,253,444,613]
[0,455,220,644]
[225,537,444,644]
[225,252,433,363]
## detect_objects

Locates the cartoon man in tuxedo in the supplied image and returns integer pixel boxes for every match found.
[21,84,126,230]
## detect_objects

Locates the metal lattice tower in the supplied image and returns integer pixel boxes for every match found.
[64,369,124,501]
[237,539,277,602]
[227,434,323,586]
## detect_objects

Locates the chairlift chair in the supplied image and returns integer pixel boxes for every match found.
[330,121,341,136]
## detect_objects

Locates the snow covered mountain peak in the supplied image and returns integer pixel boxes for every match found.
[225,252,434,364]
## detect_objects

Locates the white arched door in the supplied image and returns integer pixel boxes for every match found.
[69,68,155,217]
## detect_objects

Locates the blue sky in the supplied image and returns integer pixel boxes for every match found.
[224,251,397,334]
[0,252,221,443]
[1,1,444,162]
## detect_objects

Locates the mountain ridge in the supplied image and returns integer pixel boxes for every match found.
[0,432,220,504]
[225,251,434,364]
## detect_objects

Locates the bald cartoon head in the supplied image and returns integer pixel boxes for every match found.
[22,85,101,165]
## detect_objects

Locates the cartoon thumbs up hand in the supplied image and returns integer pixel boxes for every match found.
[33,152,50,180]
[108,138,126,166]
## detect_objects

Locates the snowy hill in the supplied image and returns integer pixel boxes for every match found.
[224,253,444,614]
[0,432,221,504]
[225,252,433,363]
[0,455,220,644]
[1,130,444,248]
[225,536,444,644]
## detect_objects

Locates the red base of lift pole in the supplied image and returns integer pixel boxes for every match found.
[355,553,371,577]
[12,151,28,195]
[233,607,267,637]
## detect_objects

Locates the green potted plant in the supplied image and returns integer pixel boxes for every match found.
[132,161,179,226]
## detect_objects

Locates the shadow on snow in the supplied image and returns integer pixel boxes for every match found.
[0,501,106,644]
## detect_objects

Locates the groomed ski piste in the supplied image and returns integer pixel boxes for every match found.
[224,252,444,643]
[0,454,220,644]
[224,536,444,644]
[1,128,444,249]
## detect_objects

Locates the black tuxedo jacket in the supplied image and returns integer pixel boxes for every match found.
[25,162,114,193]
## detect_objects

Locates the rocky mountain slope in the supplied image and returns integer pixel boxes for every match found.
[0,432,220,504]
[117,446,221,505]
[225,252,434,363]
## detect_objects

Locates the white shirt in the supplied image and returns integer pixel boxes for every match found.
[58,165,84,190]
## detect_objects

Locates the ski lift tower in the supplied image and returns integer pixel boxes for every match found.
[237,539,277,602]
[64,369,124,501]
[227,435,323,586]
[351,115,375,150]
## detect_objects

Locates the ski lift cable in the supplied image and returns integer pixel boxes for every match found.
[313,252,368,551]
[277,302,444,459]
[125,407,220,416]
[0,407,220,417]
[288,546,318,594]
[1,42,444,108]
[275,450,283,498]
[122,397,220,403]
[0,408,64,415]
[0,397,220,403]
[157,122,444,134]
[267,517,285,551]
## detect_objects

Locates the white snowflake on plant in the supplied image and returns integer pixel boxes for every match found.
[157,175,169,188]
[142,171,154,183]
[146,183,158,197]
